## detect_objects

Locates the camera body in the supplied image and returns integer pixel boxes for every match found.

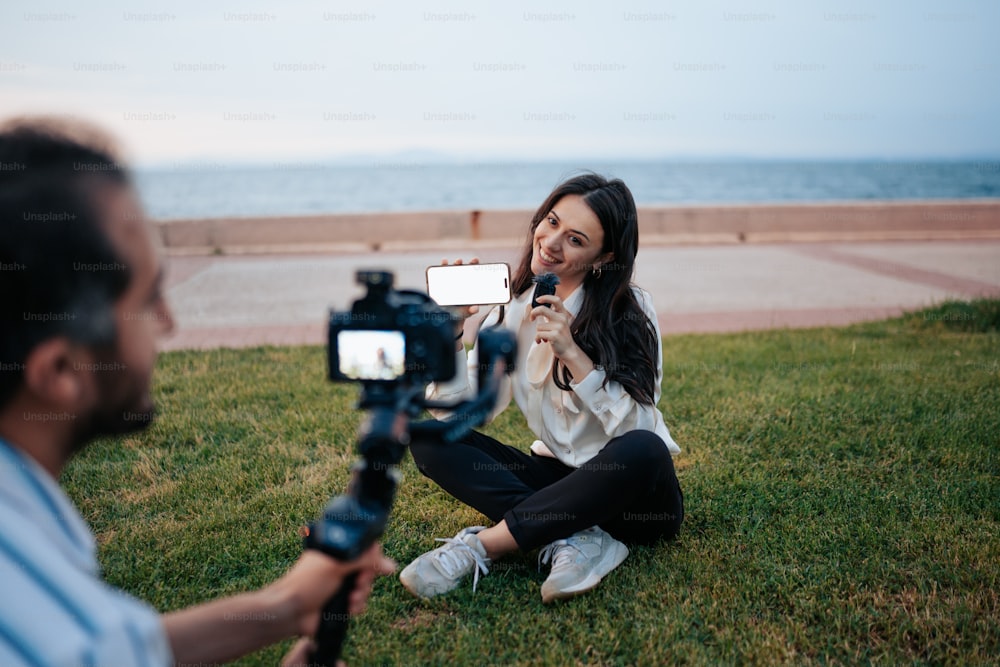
[328,270,459,386]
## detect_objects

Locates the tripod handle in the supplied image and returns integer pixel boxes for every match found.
[308,571,358,666]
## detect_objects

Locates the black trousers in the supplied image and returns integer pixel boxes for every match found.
[409,426,684,551]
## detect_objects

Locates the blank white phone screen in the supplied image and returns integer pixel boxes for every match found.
[426,263,512,306]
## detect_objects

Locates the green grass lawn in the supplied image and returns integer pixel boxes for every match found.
[63,300,1000,666]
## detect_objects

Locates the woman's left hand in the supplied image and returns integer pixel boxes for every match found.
[530,295,579,359]
[530,295,597,380]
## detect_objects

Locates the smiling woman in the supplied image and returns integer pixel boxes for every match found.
[509,174,659,403]
[529,194,612,296]
[399,173,684,604]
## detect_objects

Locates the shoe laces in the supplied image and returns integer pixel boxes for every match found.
[433,534,491,592]
[538,537,585,571]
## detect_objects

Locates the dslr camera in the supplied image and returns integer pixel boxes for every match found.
[327,270,459,387]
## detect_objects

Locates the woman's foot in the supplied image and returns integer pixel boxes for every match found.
[538,526,628,603]
[399,526,491,598]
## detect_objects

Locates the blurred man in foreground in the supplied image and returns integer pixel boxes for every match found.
[0,118,394,666]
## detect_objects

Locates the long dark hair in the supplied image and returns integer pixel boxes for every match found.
[509,173,658,405]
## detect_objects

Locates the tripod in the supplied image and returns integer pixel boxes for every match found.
[303,327,516,665]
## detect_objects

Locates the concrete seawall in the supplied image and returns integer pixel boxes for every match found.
[155,199,1000,255]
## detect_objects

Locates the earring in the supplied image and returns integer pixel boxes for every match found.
[592,266,602,278]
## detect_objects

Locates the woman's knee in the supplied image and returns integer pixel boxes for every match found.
[603,430,673,471]
[408,425,491,480]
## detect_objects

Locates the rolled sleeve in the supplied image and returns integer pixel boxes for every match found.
[570,366,608,410]
[569,366,643,437]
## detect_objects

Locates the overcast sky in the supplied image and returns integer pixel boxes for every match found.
[1,0,997,166]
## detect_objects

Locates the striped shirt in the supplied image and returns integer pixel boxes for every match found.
[0,439,172,666]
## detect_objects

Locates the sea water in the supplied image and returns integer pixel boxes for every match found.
[135,159,1000,220]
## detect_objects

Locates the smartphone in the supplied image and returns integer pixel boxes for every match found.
[426,262,512,307]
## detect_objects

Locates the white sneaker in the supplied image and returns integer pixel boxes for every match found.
[399,526,491,598]
[538,526,628,603]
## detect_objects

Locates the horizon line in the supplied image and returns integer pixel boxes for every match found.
[134,153,1000,171]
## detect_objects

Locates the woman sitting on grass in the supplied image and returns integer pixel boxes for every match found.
[401,173,684,603]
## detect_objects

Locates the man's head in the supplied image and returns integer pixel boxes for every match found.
[0,118,173,466]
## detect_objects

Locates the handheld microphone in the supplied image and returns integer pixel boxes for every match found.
[531,273,560,309]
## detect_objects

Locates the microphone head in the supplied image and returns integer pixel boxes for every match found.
[531,272,560,308]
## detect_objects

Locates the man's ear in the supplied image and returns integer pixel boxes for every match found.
[21,338,90,409]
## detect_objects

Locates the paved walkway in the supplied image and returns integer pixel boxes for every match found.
[161,240,1000,351]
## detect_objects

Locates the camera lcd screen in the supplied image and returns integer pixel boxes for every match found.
[337,330,406,380]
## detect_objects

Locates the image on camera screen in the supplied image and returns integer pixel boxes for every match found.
[337,330,406,381]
